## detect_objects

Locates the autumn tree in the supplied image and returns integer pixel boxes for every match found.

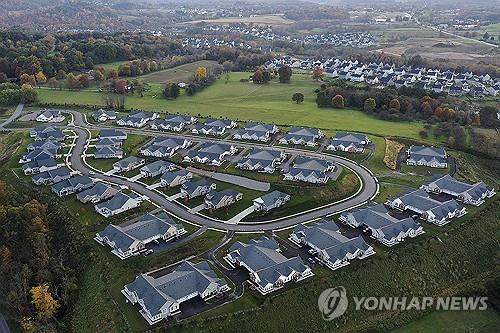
[114,80,128,94]
[30,284,60,320]
[292,92,304,104]
[56,70,66,80]
[278,65,292,83]
[65,73,80,89]
[35,72,47,84]
[20,74,36,86]
[331,94,344,108]
[108,69,118,80]
[389,98,401,112]
[77,74,90,88]
[195,66,207,81]
[364,98,376,112]
[222,60,233,73]
[312,66,323,81]
[20,84,38,103]
[480,106,499,128]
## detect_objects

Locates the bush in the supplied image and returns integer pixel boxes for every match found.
[383,139,406,170]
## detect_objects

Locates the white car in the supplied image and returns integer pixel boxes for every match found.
[89,171,95,175]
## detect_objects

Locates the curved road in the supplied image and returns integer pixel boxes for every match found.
[68,111,378,232]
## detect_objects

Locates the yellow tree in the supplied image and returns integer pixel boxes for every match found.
[30,284,60,320]
[35,72,47,84]
[195,66,207,81]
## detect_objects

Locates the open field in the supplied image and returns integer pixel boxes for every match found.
[181,14,293,26]
[94,61,130,71]
[37,72,434,142]
[390,309,500,333]
[139,60,219,84]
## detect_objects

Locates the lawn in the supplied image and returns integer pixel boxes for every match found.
[37,72,431,141]
[139,60,219,84]
[94,61,130,71]
[390,309,500,333]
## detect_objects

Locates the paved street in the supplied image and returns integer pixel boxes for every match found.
[0,103,24,130]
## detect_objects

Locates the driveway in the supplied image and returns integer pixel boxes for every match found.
[187,166,271,191]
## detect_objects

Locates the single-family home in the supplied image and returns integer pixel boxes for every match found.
[233,123,279,142]
[36,109,65,123]
[283,157,335,184]
[19,149,56,164]
[279,127,323,147]
[77,182,120,203]
[92,109,117,122]
[51,175,94,197]
[95,192,142,217]
[204,189,243,210]
[290,220,375,270]
[140,137,191,158]
[32,166,71,186]
[122,261,229,324]
[150,114,197,132]
[95,137,122,149]
[22,158,59,175]
[252,191,290,212]
[113,156,145,173]
[95,212,186,259]
[236,149,286,173]
[98,129,128,141]
[94,146,124,159]
[326,132,370,153]
[421,175,495,206]
[30,126,65,142]
[224,236,313,295]
[180,179,216,199]
[139,161,176,178]
[160,169,193,188]
[183,143,237,166]
[406,145,447,168]
[27,139,62,152]
[117,111,159,128]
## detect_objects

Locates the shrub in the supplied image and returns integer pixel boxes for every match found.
[383,139,406,170]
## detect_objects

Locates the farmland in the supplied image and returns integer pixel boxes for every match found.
[139,60,219,84]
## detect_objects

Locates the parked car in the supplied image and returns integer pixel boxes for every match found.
[307,257,316,264]
[144,249,154,256]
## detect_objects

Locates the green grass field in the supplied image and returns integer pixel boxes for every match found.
[37,72,431,142]
[139,60,219,84]
[94,61,130,71]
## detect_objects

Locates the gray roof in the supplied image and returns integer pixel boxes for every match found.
[426,175,492,201]
[246,149,281,161]
[125,261,227,317]
[52,175,93,192]
[165,114,194,123]
[140,160,174,174]
[395,189,463,220]
[228,236,308,288]
[32,166,71,183]
[293,157,332,172]
[22,158,57,171]
[205,189,242,206]
[243,123,275,132]
[99,129,127,139]
[288,127,320,137]
[254,191,289,207]
[408,145,446,158]
[95,146,122,156]
[95,192,139,211]
[182,178,214,195]
[98,212,183,251]
[114,156,144,168]
[77,182,115,199]
[161,169,190,183]
[96,137,121,147]
[198,143,233,154]
[204,118,234,128]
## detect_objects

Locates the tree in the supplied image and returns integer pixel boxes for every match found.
[222,61,233,73]
[389,98,401,112]
[421,101,433,117]
[56,70,66,80]
[195,67,207,81]
[163,83,180,99]
[77,74,90,88]
[20,74,36,86]
[364,98,376,112]
[65,73,80,89]
[278,65,292,83]
[312,66,323,81]
[35,72,47,84]
[480,106,499,128]
[292,92,304,104]
[114,80,128,94]
[108,69,118,80]
[331,94,344,108]
[252,69,263,84]
[30,284,60,320]
[94,70,104,82]
[483,32,490,40]
[0,72,7,83]
[20,84,38,103]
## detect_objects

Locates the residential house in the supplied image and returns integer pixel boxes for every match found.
[160,169,193,188]
[406,145,447,168]
[95,137,122,149]
[252,191,290,212]
[27,139,62,153]
[283,157,335,184]
[180,179,216,199]
[95,192,142,217]
[51,175,94,197]
[204,189,243,210]
[117,111,159,128]
[224,236,313,295]
[290,220,375,270]
[140,161,176,178]
[22,158,59,175]
[19,149,55,164]
[233,123,279,142]
[30,126,64,142]
[140,137,191,158]
[32,166,71,186]
[77,183,120,203]
[122,261,229,324]
[236,149,285,173]
[421,175,495,206]
[36,109,65,123]
[339,204,424,247]
[150,114,197,132]
[94,146,124,159]
[326,132,370,153]
[113,156,145,173]
[183,143,237,166]
[92,109,117,122]
[95,212,186,259]
[386,189,467,226]
[99,129,128,141]
[279,127,323,147]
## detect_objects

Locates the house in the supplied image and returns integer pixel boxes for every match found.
[19,149,55,164]
[290,220,375,270]
[95,137,122,149]
[122,261,229,325]
[180,179,216,199]
[32,166,71,186]
[30,126,64,142]
[94,146,124,159]
[95,192,142,217]
[183,143,237,166]
[36,109,65,123]
[22,158,59,175]
[224,236,313,295]
[140,161,176,178]
[386,189,467,226]
[92,109,117,122]
[27,139,62,152]
[236,149,285,173]
[113,156,145,173]
[279,127,323,147]
[339,204,424,247]
[471,86,484,98]
[117,111,158,128]
[421,175,495,206]
[283,157,335,184]
[252,191,290,212]
[326,132,370,153]
[51,175,94,197]
[99,129,127,141]
[150,115,197,132]
[204,118,237,129]
[448,85,463,96]
[77,183,120,203]
[95,212,186,259]
[233,123,279,142]
[160,169,193,188]
[191,124,226,136]
[204,189,243,210]
[140,137,191,158]
[406,145,447,168]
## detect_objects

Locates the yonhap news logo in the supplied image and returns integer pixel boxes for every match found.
[318,286,488,320]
